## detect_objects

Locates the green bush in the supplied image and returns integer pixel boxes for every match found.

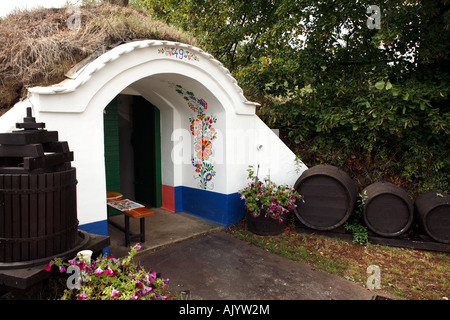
[259,74,450,194]
[135,0,450,194]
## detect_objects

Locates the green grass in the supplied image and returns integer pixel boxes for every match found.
[227,217,450,300]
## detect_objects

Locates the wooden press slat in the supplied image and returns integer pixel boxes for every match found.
[20,174,30,261]
[45,173,54,256]
[0,175,4,262]
[37,173,46,259]
[70,169,77,243]
[68,168,78,245]
[3,175,12,262]
[65,169,75,246]
[59,170,66,250]
[29,174,38,260]
[53,171,61,253]
[11,175,21,262]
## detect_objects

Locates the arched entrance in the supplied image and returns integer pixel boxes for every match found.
[0,40,306,236]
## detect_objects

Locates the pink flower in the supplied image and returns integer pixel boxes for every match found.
[44,263,52,271]
[160,279,169,289]
[77,291,88,300]
[94,267,103,275]
[130,293,140,300]
[110,288,120,300]
[145,271,157,285]
[134,243,142,251]
[142,285,153,295]
[59,265,66,273]
[135,280,143,289]
[77,260,86,271]
[104,267,114,276]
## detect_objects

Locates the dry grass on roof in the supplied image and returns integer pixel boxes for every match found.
[0,3,196,114]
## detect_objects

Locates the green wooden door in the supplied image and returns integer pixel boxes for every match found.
[104,98,121,216]
[132,96,162,207]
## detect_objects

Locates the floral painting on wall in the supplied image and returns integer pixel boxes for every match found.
[171,83,217,190]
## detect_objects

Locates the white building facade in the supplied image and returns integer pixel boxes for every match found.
[0,40,307,236]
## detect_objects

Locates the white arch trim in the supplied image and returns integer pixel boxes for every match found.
[28,40,259,115]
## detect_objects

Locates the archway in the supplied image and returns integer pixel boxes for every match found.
[0,40,306,236]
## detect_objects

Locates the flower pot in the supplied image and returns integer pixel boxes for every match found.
[245,210,286,236]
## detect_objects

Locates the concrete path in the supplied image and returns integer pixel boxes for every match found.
[135,231,376,300]
[108,208,223,257]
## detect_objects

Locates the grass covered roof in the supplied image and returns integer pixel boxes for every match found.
[0,3,196,114]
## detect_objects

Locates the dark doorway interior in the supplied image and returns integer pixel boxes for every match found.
[131,96,162,207]
[104,95,162,217]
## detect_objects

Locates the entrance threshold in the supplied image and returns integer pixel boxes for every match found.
[107,207,223,257]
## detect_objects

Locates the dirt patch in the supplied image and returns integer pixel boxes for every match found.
[0,3,195,113]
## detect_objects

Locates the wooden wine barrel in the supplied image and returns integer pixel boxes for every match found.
[414,192,449,244]
[0,169,78,263]
[293,165,356,231]
[362,182,413,237]
[0,107,80,266]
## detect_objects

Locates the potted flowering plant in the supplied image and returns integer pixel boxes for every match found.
[45,243,170,300]
[238,165,303,235]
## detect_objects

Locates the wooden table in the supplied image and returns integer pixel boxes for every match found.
[106,192,154,247]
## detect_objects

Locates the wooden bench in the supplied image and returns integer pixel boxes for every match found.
[106,192,154,247]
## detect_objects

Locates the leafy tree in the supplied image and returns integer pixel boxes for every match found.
[132,0,449,193]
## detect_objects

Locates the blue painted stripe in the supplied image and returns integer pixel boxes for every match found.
[79,187,245,243]
[174,186,245,227]
[78,219,109,236]
[174,186,184,213]
[78,220,109,255]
